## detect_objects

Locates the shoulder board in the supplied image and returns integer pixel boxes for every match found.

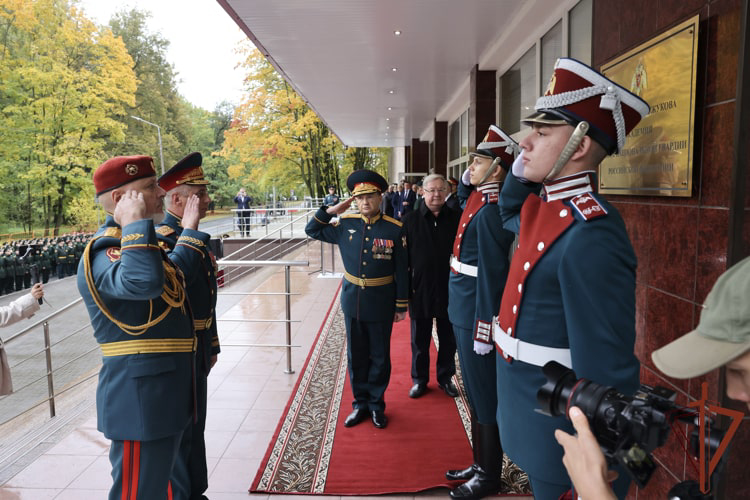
[382,215,403,227]
[102,227,122,239]
[570,193,608,221]
[156,225,175,236]
[341,214,361,219]
[158,240,172,251]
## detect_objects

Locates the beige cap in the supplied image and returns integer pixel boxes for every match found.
[651,255,750,378]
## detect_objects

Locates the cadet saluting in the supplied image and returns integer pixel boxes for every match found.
[305,170,408,429]
[77,155,209,500]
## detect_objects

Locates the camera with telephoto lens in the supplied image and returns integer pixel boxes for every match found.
[537,361,727,496]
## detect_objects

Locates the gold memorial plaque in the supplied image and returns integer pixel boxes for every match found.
[599,15,699,196]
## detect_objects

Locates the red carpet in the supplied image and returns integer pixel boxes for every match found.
[322,314,472,494]
[250,286,529,495]
[250,286,473,494]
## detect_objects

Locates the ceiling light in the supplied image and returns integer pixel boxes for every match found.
[387,107,392,111]
[391,67,398,72]
[386,118,390,121]
[393,30,402,36]
[388,90,395,94]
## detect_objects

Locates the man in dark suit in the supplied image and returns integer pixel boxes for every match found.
[78,155,209,499]
[157,152,221,500]
[401,174,460,399]
[444,177,461,211]
[392,179,416,220]
[234,188,252,236]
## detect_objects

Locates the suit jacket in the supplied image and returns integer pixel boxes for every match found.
[402,203,460,319]
[234,195,251,210]
[156,211,221,375]
[392,189,416,219]
[77,216,207,441]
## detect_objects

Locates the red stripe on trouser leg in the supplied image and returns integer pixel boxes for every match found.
[131,441,140,499]
[167,480,173,499]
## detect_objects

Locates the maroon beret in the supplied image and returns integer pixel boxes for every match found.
[93,155,157,196]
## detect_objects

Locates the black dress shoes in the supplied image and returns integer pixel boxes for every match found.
[371,410,388,429]
[409,383,427,398]
[344,408,368,427]
[445,463,477,481]
[439,381,459,398]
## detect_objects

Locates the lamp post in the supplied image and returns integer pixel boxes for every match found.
[130,115,165,174]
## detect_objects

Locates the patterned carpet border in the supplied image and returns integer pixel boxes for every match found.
[252,286,347,493]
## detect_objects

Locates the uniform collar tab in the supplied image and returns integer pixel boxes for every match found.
[543,171,596,201]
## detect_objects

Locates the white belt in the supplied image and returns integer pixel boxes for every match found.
[450,256,478,277]
[492,320,572,368]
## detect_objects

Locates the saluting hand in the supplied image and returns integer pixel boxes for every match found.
[181,194,201,230]
[326,197,354,215]
[114,190,147,227]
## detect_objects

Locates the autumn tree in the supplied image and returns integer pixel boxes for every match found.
[0,0,136,234]
[222,44,390,201]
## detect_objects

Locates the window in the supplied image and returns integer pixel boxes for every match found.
[498,0,592,137]
[449,120,460,161]
[569,0,592,64]
[500,47,535,135]
[447,109,470,178]
[541,21,562,92]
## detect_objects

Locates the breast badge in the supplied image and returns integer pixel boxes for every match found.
[105,247,122,262]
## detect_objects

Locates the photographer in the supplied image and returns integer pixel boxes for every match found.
[555,255,750,499]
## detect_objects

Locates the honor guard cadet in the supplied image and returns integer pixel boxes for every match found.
[493,58,649,499]
[156,152,220,500]
[305,169,408,429]
[77,155,209,500]
[445,125,517,499]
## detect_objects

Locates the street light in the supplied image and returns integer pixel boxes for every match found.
[130,115,165,175]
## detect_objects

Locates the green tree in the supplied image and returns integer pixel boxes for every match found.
[0,0,136,234]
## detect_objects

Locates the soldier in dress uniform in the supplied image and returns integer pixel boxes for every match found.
[323,185,340,206]
[77,155,209,500]
[492,58,649,499]
[305,169,408,429]
[157,152,220,500]
[445,125,518,499]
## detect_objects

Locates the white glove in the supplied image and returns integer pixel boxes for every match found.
[461,167,472,185]
[473,340,493,356]
[511,149,526,179]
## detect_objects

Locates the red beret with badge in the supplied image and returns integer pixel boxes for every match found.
[158,152,210,192]
[93,155,157,196]
[523,58,650,155]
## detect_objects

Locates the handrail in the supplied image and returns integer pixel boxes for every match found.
[4,297,83,345]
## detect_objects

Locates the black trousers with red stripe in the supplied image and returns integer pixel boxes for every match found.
[109,433,184,500]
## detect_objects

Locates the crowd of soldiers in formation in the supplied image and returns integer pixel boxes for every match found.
[0,232,94,295]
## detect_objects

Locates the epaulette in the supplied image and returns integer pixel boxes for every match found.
[102,227,122,239]
[570,193,608,221]
[156,225,175,236]
[382,215,403,227]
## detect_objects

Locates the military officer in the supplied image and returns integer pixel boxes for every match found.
[323,185,340,206]
[157,152,220,500]
[445,125,517,499]
[77,155,209,500]
[493,58,649,499]
[305,169,408,429]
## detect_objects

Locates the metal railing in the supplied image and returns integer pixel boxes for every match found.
[216,259,309,374]
[219,210,314,285]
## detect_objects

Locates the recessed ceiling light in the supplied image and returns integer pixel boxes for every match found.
[387,107,392,111]
[386,117,390,121]
[388,90,395,94]
[393,30,402,36]
[391,67,398,72]
[386,126,390,129]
